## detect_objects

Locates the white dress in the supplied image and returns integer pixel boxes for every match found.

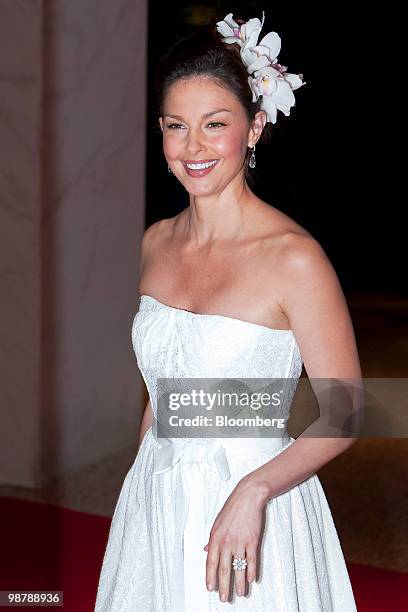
[94,294,357,612]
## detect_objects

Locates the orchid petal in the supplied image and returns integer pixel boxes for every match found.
[284,72,305,90]
[244,25,263,49]
[257,31,281,61]
[259,96,278,124]
[221,36,243,46]
[216,21,235,38]
[246,55,272,73]
[258,75,278,96]
[241,47,257,67]
[245,28,262,49]
[252,44,279,63]
[248,76,259,103]
[253,66,281,79]
[272,80,296,110]
[244,17,263,39]
[222,13,240,30]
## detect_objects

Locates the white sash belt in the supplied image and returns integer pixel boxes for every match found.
[151,424,292,612]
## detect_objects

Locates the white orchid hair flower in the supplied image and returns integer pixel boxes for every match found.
[216,11,305,124]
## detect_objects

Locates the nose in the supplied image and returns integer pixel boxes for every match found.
[185,126,205,155]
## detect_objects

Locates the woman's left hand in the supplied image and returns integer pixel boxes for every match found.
[203,474,270,602]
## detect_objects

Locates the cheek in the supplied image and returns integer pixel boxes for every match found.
[163,137,180,160]
[210,133,246,158]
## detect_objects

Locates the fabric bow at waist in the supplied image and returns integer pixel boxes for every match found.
[152,435,232,481]
[151,425,292,612]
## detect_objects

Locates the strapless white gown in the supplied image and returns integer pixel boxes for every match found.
[94,295,357,612]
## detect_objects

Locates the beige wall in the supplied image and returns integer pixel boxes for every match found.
[0,0,147,487]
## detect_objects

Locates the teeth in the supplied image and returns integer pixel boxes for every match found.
[186,160,218,170]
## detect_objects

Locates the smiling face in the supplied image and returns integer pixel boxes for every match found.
[159,76,265,196]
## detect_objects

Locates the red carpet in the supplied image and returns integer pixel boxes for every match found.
[0,496,406,611]
[0,496,109,611]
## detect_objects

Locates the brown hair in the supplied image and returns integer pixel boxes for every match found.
[154,18,273,185]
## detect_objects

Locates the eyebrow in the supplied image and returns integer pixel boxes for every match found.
[164,109,232,120]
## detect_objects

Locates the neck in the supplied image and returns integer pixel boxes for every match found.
[184,179,255,246]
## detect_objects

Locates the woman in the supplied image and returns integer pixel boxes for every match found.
[94,11,361,611]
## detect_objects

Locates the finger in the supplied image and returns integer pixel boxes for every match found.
[205,541,219,592]
[245,545,257,584]
[233,550,247,597]
[218,547,233,602]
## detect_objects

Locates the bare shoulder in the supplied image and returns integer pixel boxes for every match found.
[273,227,362,379]
[251,199,314,255]
[275,229,347,320]
[140,217,170,252]
[277,230,339,288]
[254,202,349,329]
[249,197,326,265]
[257,207,362,380]
[139,214,181,267]
[138,213,186,297]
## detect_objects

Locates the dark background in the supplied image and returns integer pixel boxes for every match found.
[145,1,406,294]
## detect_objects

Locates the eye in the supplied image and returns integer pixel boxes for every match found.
[165,121,226,130]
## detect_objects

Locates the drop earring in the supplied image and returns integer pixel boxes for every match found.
[168,165,172,173]
[248,145,256,169]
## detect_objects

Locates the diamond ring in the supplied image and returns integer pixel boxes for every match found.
[232,557,247,571]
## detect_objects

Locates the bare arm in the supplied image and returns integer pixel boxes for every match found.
[137,399,154,452]
[244,233,364,504]
[204,232,364,597]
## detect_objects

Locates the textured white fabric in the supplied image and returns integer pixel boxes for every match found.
[94,295,357,611]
